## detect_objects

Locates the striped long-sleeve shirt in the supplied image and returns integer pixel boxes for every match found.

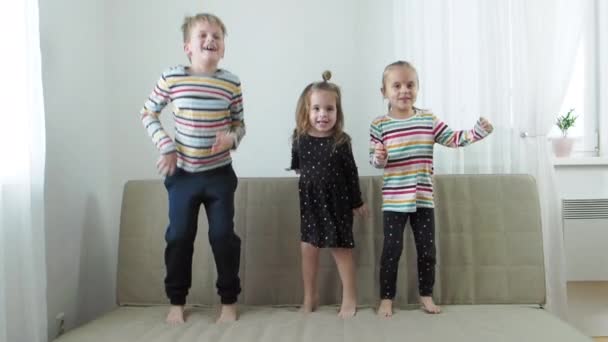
[140,65,245,173]
[369,109,491,213]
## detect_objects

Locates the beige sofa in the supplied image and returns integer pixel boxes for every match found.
[55,175,590,341]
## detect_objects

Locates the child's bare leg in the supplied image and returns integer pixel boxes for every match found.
[331,248,357,318]
[420,296,441,314]
[377,299,393,318]
[301,242,320,312]
[166,305,185,324]
[216,304,238,323]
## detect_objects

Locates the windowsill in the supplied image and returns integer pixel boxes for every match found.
[553,157,608,166]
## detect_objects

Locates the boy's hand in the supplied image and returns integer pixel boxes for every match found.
[353,203,369,218]
[374,142,387,164]
[479,117,494,133]
[212,131,234,154]
[157,152,177,176]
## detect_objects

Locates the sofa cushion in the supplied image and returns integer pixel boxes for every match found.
[55,304,589,342]
[117,175,545,306]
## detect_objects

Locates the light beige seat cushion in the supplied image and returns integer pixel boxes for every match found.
[55,305,590,342]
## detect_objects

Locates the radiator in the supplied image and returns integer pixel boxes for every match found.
[563,199,608,281]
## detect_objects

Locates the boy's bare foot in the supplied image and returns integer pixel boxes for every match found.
[337,296,357,319]
[377,299,393,318]
[300,295,319,313]
[216,304,238,323]
[166,305,185,324]
[420,296,441,314]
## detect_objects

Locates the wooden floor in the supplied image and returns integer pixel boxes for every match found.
[593,338,608,342]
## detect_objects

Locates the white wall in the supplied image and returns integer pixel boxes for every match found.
[555,166,608,199]
[40,0,114,339]
[107,0,393,180]
[42,0,393,338]
[555,165,608,336]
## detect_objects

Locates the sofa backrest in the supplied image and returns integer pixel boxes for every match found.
[117,175,545,306]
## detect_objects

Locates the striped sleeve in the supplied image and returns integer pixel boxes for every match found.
[433,115,491,148]
[228,78,245,149]
[369,118,387,168]
[140,71,176,154]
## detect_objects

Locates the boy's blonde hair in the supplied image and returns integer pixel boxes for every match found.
[292,71,349,148]
[181,13,227,43]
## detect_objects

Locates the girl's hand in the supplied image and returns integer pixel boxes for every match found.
[157,152,177,176]
[353,203,368,218]
[284,168,300,175]
[212,131,234,154]
[374,142,387,164]
[479,117,494,133]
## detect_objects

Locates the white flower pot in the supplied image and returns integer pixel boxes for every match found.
[552,137,574,157]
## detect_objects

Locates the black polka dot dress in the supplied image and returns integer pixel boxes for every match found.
[290,134,363,248]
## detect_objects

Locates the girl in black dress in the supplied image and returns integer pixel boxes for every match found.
[290,71,368,318]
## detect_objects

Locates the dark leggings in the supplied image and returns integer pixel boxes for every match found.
[380,208,436,299]
[163,164,241,305]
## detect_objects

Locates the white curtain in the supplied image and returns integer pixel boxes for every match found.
[393,0,586,320]
[0,0,48,341]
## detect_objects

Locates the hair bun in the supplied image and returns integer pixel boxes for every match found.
[322,70,332,82]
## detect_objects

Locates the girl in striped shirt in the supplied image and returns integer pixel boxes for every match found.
[370,61,493,317]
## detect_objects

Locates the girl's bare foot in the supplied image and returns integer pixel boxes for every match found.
[337,296,357,318]
[420,296,441,314]
[216,304,238,323]
[166,305,185,324]
[377,299,393,318]
[331,248,357,319]
[300,294,319,313]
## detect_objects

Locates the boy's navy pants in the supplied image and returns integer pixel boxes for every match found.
[163,164,241,305]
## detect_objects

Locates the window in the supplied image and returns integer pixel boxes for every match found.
[550,0,602,157]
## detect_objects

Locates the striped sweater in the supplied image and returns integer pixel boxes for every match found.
[369,109,491,212]
[140,65,245,173]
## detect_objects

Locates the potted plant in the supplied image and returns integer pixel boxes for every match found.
[552,108,577,157]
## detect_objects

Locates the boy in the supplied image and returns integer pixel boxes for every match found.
[140,13,245,324]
